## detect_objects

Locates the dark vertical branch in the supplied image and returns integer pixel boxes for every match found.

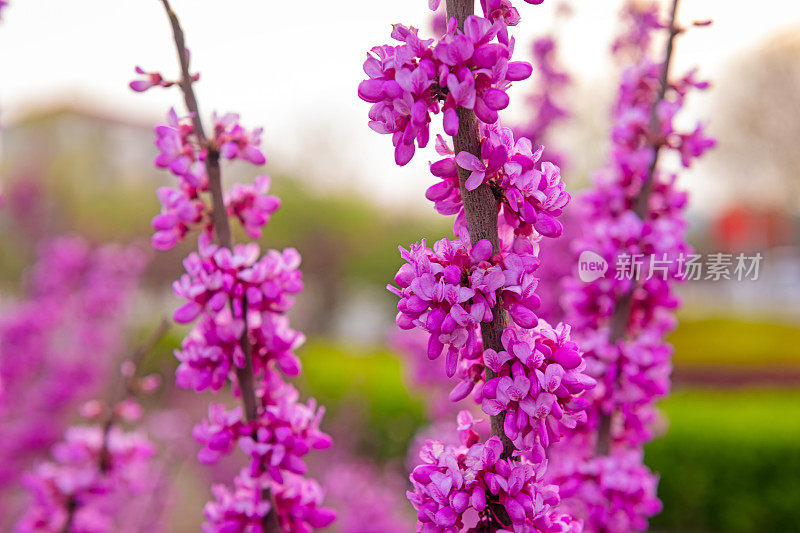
[61,321,170,533]
[445,1,515,528]
[158,0,255,425]
[156,2,278,530]
[596,0,681,456]
[633,0,681,219]
[445,0,515,461]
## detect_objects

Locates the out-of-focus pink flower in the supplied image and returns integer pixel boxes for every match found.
[224,175,281,239]
[213,112,267,166]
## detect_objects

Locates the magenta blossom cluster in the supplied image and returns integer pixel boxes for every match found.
[428,124,569,238]
[407,416,581,532]
[15,426,155,533]
[14,360,162,533]
[390,237,542,376]
[225,175,281,240]
[549,3,716,531]
[148,106,277,251]
[358,13,533,165]
[363,1,593,529]
[193,374,330,483]
[204,470,335,533]
[549,449,661,533]
[134,25,335,529]
[611,1,663,59]
[479,323,595,454]
[172,238,305,391]
[0,238,144,524]
[172,236,301,333]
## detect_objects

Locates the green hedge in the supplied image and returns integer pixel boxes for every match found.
[670,317,800,366]
[646,389,800,532]
[299,340,427,459]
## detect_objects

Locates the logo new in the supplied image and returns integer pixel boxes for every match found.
[578,250,608,282]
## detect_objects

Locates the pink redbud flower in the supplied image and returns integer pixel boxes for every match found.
[358,15,532,165]
[129,66,198,93]
[151,186,207,251]
[431,124,570,238]
[389,237,544,378]
[224,175,281,239]
[212,112,267,166]
[154,108,207,188]
[204,471,336,532]
[129,66,170,92]
[407,429,563,532]
[480,322,595,451]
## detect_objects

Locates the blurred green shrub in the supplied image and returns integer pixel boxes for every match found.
[298,339,427,460]
[646,389,800,532]
[670,317,800,366]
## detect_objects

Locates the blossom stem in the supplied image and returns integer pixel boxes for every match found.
[158,0,256,425]
[61,320,170,533]
[445,0,515,462]
[633,0,681,219]
[157,2,279,529]
[596,0,681,457]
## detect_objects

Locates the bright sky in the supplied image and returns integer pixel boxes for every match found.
[1,0,799,213]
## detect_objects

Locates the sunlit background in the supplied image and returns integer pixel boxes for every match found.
[2,0,800,531]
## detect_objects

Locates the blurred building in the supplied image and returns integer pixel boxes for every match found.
[1,104,157,184]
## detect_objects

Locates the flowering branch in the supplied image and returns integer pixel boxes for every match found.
[549,2,715,529]
[445,0,515,460]
[137,4,336,529]
[59,320,169,533]
[634,0,681,220]
[157,6,283,530]
[157,0,256,424]
[17,321,166,532]
[360,1,595,530]
[596,0,681,456]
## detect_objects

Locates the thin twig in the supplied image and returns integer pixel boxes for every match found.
[100,319,171,471]
[596,0,681,456]
[156,2,279,529]
[158,0,257,426]
[61,320,170,533]
[633,0,681,219]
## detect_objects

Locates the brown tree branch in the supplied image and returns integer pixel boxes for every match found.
[444,0,516,528]
[156,2,278,530]
[61,320,170,533]
[633,0,681,219]
[158,0,256,426]
[445,0,515,462]
[596,0,681,456]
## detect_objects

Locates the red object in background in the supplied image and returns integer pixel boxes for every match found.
[714,205,793,252]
